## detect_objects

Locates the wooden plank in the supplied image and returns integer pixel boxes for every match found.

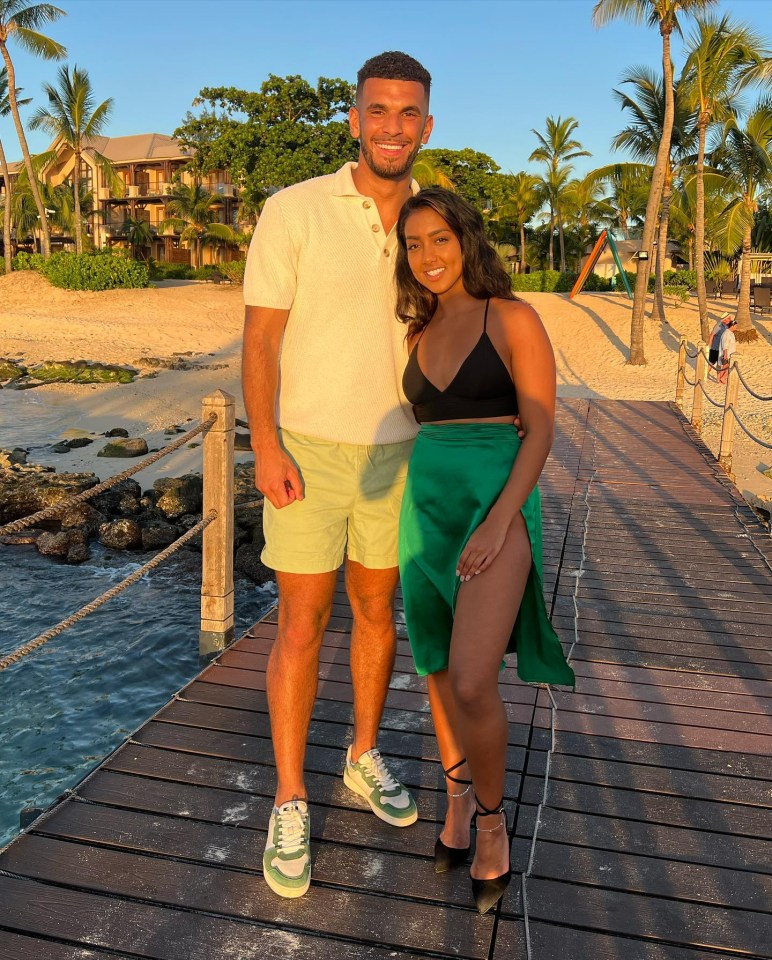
[527,838,770,911]
[0,931,125,960]
[2,836,493,958]
[0,875,436,960]
[501,876,772,956]
[526,752,772,807]
[516,805,772,873]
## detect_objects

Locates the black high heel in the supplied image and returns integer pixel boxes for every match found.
[470,796,511,914]
[434,758,473,874]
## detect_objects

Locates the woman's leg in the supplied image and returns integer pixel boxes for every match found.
[427,671,476,847]
[449,512,532,880]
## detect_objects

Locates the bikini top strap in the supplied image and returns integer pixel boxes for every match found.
[483,298,491,331]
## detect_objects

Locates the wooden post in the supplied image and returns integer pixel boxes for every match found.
[200,389,235,656]
[691,341,707,433]
[718,356,740,477]
[675,336,687,408]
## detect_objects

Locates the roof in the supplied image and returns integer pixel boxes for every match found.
[83,133,191,163]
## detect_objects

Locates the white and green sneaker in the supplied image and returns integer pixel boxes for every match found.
[343,746,418,827]
[262,798,311,898]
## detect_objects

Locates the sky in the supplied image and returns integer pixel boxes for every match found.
[3,0,772,181]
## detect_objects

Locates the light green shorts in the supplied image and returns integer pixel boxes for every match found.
[261,429,415,574]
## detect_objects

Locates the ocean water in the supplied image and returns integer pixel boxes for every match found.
[0,542,275,849]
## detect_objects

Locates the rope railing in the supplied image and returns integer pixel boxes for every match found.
[0,414,216,537]
[0,512,216,672]
[675,337,771,508]
[1,389,238,665]
[727,405,772,450]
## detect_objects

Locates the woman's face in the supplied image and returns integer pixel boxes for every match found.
[404,206,464,296]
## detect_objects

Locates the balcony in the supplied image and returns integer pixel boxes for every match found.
[210,183,236,198]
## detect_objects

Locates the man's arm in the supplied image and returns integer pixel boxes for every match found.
[242,305,304,509]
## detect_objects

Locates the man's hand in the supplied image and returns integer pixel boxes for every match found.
[254,447,305,509]
[514,414,525,440]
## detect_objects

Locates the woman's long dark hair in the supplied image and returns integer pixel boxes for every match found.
[395,187,516,339]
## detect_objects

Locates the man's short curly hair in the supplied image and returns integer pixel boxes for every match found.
[356,51,431,99]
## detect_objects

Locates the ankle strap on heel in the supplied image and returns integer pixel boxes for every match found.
[473,795,507,833]
[443,758,472,799]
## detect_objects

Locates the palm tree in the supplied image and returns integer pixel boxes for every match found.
[123,215,152,260]
[411,154,454,190]
[610,66,696,324]
[669,169,732,268]
[161,181,235,268]
[585,162,650,238]
[529,116,590,272]
[0,1,66,258]
[0,65,29,272]
[28,64,113,255]
[682,15,767,339]
[498,171,541,273]
[593,0,718,364]
[714,102,772,342]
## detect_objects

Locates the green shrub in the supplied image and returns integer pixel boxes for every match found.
[583,273,612,292]
[149,260,194,281]
[0,256,4,273]
[191,265,221,280]
[512,270,571,293]
[41,252,149,290]
[647,269,695,292]
[12,251,45,271]
[664,284,691,304]
[219,260,246,284]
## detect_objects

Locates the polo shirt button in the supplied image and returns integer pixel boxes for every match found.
[384,249,390,257]
[371,224,380,232]
[363,201,371,209]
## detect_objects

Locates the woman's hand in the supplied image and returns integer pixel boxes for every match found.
[456,517,509,581]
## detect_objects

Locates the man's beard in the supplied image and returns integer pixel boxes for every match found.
[359,139,422,180]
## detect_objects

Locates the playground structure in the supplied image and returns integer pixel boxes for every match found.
[570,229,633,300]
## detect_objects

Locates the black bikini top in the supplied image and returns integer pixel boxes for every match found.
[402,300,518,424]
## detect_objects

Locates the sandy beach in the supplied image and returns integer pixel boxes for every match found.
[1,271,770,512]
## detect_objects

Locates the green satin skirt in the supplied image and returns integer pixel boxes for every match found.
[398,423,575,687]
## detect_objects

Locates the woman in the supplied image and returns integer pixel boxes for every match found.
[395,189,574,914]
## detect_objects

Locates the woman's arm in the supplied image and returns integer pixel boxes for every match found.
[456,299,555,580]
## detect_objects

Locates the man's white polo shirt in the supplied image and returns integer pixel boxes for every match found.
[243,162,419,446]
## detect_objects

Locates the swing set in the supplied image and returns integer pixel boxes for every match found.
[569,229,633,300]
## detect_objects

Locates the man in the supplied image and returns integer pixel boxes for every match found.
[717,318,738,385]
[242,51,433,899]
[708,311,732,377]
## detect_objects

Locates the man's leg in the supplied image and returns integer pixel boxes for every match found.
[268,569,338,805]
[345,560,399,758]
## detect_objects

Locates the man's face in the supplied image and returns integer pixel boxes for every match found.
[349,78,433,181]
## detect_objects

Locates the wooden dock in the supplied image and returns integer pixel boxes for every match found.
[1,399,770,959]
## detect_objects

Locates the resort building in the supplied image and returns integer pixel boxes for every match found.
[0,133,243,264]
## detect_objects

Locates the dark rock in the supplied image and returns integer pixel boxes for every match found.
[59,503,105,535]
[154,474,203,519]
[163,425,185,435]
[65,437,93,449]
[141,521,180,550]
[1,529,44,546]
[0,448,28,468]
[105,428,130,438]
[0,359,26,382]
[97,438,148,458]
[234,543,274,585]
[28,360,136,384]
[66,542,91,564]
[49,442,71,454]
[98,518,142,550]
[0,470,98,524]
[139,494,157,510]
[177,514,202,530]
[36,528,87,558]
[234,431,252,451]
[91,479,142,516]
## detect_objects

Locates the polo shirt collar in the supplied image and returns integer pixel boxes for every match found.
[331,161,420,198]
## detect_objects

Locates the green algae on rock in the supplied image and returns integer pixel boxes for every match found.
[29,361,138,384]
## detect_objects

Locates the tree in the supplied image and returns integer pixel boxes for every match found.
[411,153,454,189]
[175,76,357,210]
[585,162,650,238]
[0,1,66,258]
[161,181,235,268]
[529,116,590,272]
[29,64,114,255]
[412,148,511,211]
[123,215,151,260]
[682,15,767,339]
[593,0,718,364]
[610,66,696,324]
[714,101,772,342]
[0,65,29,272]
[498,171,541,273]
